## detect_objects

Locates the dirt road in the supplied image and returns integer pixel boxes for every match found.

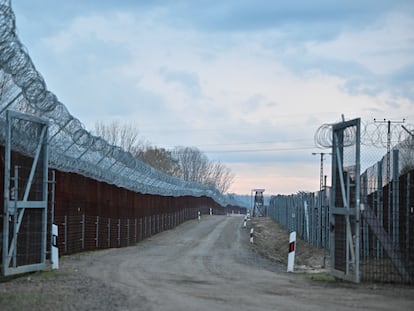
[1,215,414,310]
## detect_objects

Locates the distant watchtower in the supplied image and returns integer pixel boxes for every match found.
[252,189,265,217]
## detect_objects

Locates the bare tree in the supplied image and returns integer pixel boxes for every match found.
[207,162,235,194]
[136,145,181,176]
[173,146,234,193]
[92,121,235,193]
[173,146,207,183]
[93,120,146,154]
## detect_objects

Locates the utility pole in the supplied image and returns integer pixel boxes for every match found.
[312,152,331,193]
[374,118,405,238]
[312,152,331,267]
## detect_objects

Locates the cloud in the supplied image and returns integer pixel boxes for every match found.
[157,1,413,40]
[11,1,414,195]
[159,67,202,98]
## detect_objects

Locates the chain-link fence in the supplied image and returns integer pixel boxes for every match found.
[0,146,246,263]
[0,1,235,207]
[269,121,414,284]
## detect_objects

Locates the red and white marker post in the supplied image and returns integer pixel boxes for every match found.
[51,224,59,269]
[287,231,296,272]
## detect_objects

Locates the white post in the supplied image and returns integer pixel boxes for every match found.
[51,224,59,269]
[198,211,201,222]
[209,208,212,216]
[250,228,254,243]
[287,231,296,272]
[243,216,247,228]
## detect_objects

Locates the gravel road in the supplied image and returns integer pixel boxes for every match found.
[1,215,413,310]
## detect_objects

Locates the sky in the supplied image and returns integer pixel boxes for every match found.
[11,0,414,196]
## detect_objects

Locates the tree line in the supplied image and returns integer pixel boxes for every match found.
[0,70,234,194]
[93,120,234,194]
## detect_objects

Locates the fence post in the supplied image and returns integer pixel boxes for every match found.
[95,216,99,249]
[81,214,85,250]
[361,173,369,259]
[392,149,399,245]
[139,218,143,241]
[377,160,383,258]
[108,218,111,248]
[127,219,130,246]
[406,172,410,260]
[134,218,137,244]
[151,215,154,235]
[64,215,68,254]
[144,216,147,238]
[118,219,121,247]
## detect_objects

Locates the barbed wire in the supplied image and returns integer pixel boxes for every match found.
[315,120,414,149]
[0,1,234,206]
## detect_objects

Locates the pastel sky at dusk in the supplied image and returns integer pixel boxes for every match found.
[12,0,414,195]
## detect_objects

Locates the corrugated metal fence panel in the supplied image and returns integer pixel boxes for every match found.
[1,147,246,266]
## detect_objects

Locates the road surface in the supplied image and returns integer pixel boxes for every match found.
[73,215,413,311]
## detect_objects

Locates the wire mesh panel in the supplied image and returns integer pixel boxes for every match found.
[2,110,48,276]
[0,1,238,214]
[360,154,413,283]
[330,118,361,282]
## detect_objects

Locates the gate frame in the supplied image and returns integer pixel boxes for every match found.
[330,118,361,283]
[2,110,49,276]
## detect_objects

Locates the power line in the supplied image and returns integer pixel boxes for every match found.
[196,138,311,147]
[202,146,317,153]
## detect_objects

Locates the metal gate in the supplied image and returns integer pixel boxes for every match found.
[330,118,361,282]
[2,110,49,276]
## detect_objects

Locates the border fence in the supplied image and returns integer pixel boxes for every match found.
[0,1,245,276]
[0,145,245,268]
[269,133,414,284]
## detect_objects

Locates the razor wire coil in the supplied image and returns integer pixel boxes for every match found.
[315,121,414,149]
[0,1,232,206]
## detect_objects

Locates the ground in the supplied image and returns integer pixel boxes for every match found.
[249,217,328,272]
[0,215,413,311]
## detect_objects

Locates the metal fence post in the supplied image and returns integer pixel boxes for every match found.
[117,219,121,247]
[134,218,137,244]
[81,214,85,250]
[377,160,383,258]
[139,218,143,241]
[108,218,111,248]
[392,149,400,245]
[127,219,130,246]
[144,216,147,238]
[64,215,68,254]
[95,216,99,249]
[405,172,410,261]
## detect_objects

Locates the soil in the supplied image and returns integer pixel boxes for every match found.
[249,217,329,272]
[0,215,413,311]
